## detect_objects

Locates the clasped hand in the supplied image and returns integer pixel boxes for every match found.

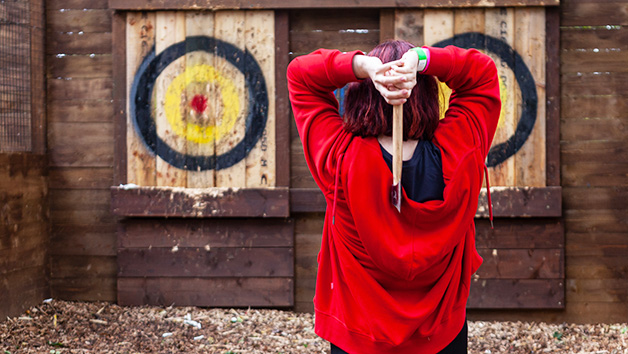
[352,50,420,106]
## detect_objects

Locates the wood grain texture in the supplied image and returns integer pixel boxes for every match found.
[118,277,293,307]
[0,153,49,319]
[274,11,290,187]
[118,247,293,277]
[109,0,561,10]
[119,218,294,248]
[215,11,246,187]
[485,7,516,186]
[126,12,156,186]
[111,186,289,217]
[154,11,187,187]
[244,11,275,188]
[468,279,564,309]
[514,7,546,187]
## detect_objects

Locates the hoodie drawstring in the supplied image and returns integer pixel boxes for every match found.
[483,164,494,229]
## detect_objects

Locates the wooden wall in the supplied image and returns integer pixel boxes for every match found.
[0,154,49,319]
[43,0,628,323]
[46,0,117,301]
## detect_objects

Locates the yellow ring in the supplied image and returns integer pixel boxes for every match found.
[164,64,241,144]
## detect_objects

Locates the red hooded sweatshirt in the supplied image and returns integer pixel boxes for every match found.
[287,46,501,354]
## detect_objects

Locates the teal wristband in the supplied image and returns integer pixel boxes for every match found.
[411,47,428,72]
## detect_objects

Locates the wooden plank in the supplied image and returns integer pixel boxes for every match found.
[49,167,113,189]
[215,10,246,187]
[245,11,276,188]
[47,122,114,167]
[476,248,563,279]
[565,209,628,234]
[485,8,516,187]
[563,186,628,210]
[50,224,116,257]
[379,9,395,42]
[562,163,628,187]
[274,11,290,187]
[46,9,112,33]
[50,255,117,278]
[46,32,112,55]
[49,189,114,226]
[109,0,561,10]
[289,9,380,32]
[47,100,114,123]
[294,214,323,313]
[118,247,293,277]
[561,72,628,96]
[566,256,628,279]
[454,8,485,34]
[561,1,628,27]
[126,12,157,186]
[50,276,116,302]
[477,186,561,217]
[111,186,290,217]
[566,232,628,257]
[290,188,326,213]
[468,279,564,309]
[155,11,187,187]
[47,54,113,79]
[118,277,293,307]
[475,218,564,249]
[119,218,294,248]
[394,9,424,45]
[561,140,628,165]
[561,50,628,73]
[0,247,47,275]
[47,77,112,101]
[47,0,109,9]
[561,96,628,120]
[0,267,48,319]
[514,7,545,187]
[184,11,215,188]
[545,6,560,187]
[422,9,454,46]
[113,12,127,185]
[561,26,628,51]
[289,30,379,58]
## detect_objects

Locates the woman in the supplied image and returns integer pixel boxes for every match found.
[287,40,501,354]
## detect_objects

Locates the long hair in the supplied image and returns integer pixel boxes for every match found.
[343,40,440,140]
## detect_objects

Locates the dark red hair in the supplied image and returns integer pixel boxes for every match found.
[343,40,440,140]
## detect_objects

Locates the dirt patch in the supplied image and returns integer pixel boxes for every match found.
[1,300,626,353]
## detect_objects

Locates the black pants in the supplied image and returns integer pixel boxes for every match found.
[330,320,468,354]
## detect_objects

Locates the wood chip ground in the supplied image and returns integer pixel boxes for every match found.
[1,300,626,353]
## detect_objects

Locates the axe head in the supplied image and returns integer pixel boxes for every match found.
[391,182,401,213]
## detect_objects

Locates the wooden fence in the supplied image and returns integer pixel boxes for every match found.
[32,0,628,323]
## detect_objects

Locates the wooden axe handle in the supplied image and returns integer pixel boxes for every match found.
[392,104,403,186]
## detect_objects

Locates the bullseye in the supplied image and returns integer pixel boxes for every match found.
[190,94,208,114]
[130,35,268,171]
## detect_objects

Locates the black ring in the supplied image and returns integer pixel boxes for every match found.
[130,35,268,171]
[433,32,537,167]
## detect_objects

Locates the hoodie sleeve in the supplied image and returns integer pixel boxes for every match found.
[424,46,501,174]
[287,49,363,193]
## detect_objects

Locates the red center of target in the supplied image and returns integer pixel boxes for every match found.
[190,94,208,114]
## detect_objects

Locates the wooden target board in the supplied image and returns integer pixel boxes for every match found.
[396,8,546,187]
[125,11,276,188]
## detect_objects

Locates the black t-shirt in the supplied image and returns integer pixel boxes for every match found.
[380,140,445,203]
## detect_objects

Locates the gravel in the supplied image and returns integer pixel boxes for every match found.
[1,300,626,353]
